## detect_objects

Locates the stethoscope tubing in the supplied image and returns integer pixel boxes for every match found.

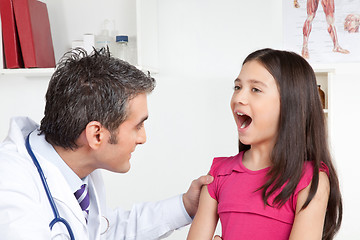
[25,133,75,240]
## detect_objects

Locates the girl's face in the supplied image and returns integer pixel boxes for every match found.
[231,60,280,149]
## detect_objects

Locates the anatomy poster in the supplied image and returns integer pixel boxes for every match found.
[283,0,360,63]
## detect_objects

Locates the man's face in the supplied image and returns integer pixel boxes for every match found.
[97,93,148,173]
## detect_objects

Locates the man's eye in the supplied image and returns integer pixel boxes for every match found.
[137,123,144,130]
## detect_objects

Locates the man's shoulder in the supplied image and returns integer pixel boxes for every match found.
[0,143,40,192]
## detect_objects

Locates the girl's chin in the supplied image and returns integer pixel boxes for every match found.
[238,138,252,146]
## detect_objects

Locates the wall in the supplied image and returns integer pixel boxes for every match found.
[114,1,359,239]
[0,0,359,239]
[326,63,360,239]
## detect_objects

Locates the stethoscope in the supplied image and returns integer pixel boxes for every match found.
[25,133,75,240]
[25,132,110,238]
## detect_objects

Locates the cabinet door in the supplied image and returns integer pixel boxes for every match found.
[315,69,334,141]
[136,0,158,73]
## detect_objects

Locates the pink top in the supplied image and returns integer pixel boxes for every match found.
[207,151,329,240]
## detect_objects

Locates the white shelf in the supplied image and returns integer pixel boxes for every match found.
[313,68,335,74]
[0,68,55,77]
[0,65,156,79]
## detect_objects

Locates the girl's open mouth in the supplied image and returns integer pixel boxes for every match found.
[236,112,252,129]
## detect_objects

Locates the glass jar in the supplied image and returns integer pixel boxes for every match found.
[95,20,115,52]
[114,35,129,62]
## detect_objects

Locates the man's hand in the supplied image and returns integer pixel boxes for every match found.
[182,175,214,217]
[213,235,222,240]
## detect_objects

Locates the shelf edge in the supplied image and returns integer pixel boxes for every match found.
[0,68,55,77]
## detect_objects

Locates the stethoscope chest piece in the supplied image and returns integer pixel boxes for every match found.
[100,216,110,235]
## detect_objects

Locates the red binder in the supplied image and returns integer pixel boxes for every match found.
[0,0,24,69]
[12,0,55,68]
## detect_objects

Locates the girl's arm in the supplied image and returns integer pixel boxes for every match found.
[187,185,219,240]
[289,171,330,240]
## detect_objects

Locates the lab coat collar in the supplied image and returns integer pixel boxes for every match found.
[30,129,84,193]
[8,117,106,238]
[28,130,89,228]
[4,116,38,158]
[29,129,107,238]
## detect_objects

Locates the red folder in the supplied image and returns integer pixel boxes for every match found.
[12,0,55,68]
[0,0,24,68]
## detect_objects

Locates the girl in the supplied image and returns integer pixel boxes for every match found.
[187,49,342,240]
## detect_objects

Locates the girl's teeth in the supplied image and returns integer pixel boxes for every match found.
[237,112,244,116]
[240,121,247,129]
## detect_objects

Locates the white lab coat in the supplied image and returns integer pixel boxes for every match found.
[0,117,192,239]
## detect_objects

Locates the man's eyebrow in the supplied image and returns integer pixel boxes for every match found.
[137,116,148,126]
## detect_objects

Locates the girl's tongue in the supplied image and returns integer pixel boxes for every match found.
[238,114,252,129]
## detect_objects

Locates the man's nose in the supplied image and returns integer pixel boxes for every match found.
[137,127,146,145]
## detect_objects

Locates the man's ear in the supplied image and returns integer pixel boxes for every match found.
[85,121,108,149]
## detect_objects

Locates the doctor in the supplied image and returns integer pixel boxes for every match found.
[0,48,213,239]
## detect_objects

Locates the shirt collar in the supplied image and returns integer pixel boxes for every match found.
[29,130,87,193]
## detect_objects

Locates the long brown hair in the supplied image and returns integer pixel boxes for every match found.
[238,48,342,239]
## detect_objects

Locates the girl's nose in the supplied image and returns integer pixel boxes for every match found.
[232,90,248,105]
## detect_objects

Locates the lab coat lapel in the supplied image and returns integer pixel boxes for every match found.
[38,158,88,228]
[87,174,101,239]
[11,118,87,227]
[89,170,109,239]
[90,170,107,215]
[11,118,89,238]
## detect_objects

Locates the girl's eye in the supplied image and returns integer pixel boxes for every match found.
[252,88,261,93]
[234,85,241,91]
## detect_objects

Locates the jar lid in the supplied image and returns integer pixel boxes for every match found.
[116,35,128,42]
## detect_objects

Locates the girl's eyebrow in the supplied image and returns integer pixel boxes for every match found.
[234,78,268,88]
[249,79,268,88]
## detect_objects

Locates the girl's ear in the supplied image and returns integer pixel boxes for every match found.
[85,121,107,150]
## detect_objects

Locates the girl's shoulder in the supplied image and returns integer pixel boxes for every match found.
[209,151,245,178]
[293,161,329,199]
[302,161,329,179]
[207,152,245,201]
